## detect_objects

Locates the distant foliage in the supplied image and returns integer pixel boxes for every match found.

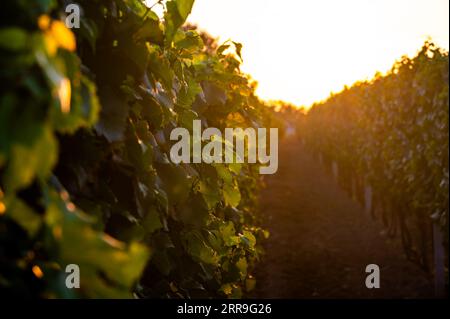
[301,42,449,270]
[0,0,278,298]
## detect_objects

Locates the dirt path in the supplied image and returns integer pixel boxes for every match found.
[254,137,434,298]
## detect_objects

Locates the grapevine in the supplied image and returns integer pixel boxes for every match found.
[0,0,278,298]
[300,42,449,272]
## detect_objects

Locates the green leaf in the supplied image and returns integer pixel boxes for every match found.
[51,76,100,133]
[240,230,256,251]
[164,0,195,44]
[178,109,198,130]
[198,180,220,210]
[141,96,164,128]
[223,182,241,208]
[174,30,203,52]
[3,124,57,192]
[182,231,219,265]
[5,197,42,237]
[120,0,149,16]
[235,257,247,280]
[148,49,174,92]
[0,28,28,51]
[177,76,202,109]
[142,207,163,234]
[44,187,150,296]
[233,42,243,60]
[219,222,240,247]
[228,162,242,175]
[176,0,195,21]
[214,164,232,184]
[133,18,164,46]
[217,44,230,56]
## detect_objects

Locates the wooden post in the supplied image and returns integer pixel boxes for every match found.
[332,161,338,181]
[364,183,372,216]
[351,176,357,201]
[433,223,446,298]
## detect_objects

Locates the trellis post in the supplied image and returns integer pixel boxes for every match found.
[433,223,446,297]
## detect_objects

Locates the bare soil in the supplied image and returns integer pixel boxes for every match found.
[253,137,434,298]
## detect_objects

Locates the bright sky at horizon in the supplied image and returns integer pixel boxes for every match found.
[184,0,449,108]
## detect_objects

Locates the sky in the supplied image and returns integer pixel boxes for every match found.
[182,0,449,108]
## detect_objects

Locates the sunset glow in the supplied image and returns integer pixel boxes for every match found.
[185,0,449,107]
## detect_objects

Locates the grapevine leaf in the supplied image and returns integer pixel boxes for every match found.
[3,124,57,192]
